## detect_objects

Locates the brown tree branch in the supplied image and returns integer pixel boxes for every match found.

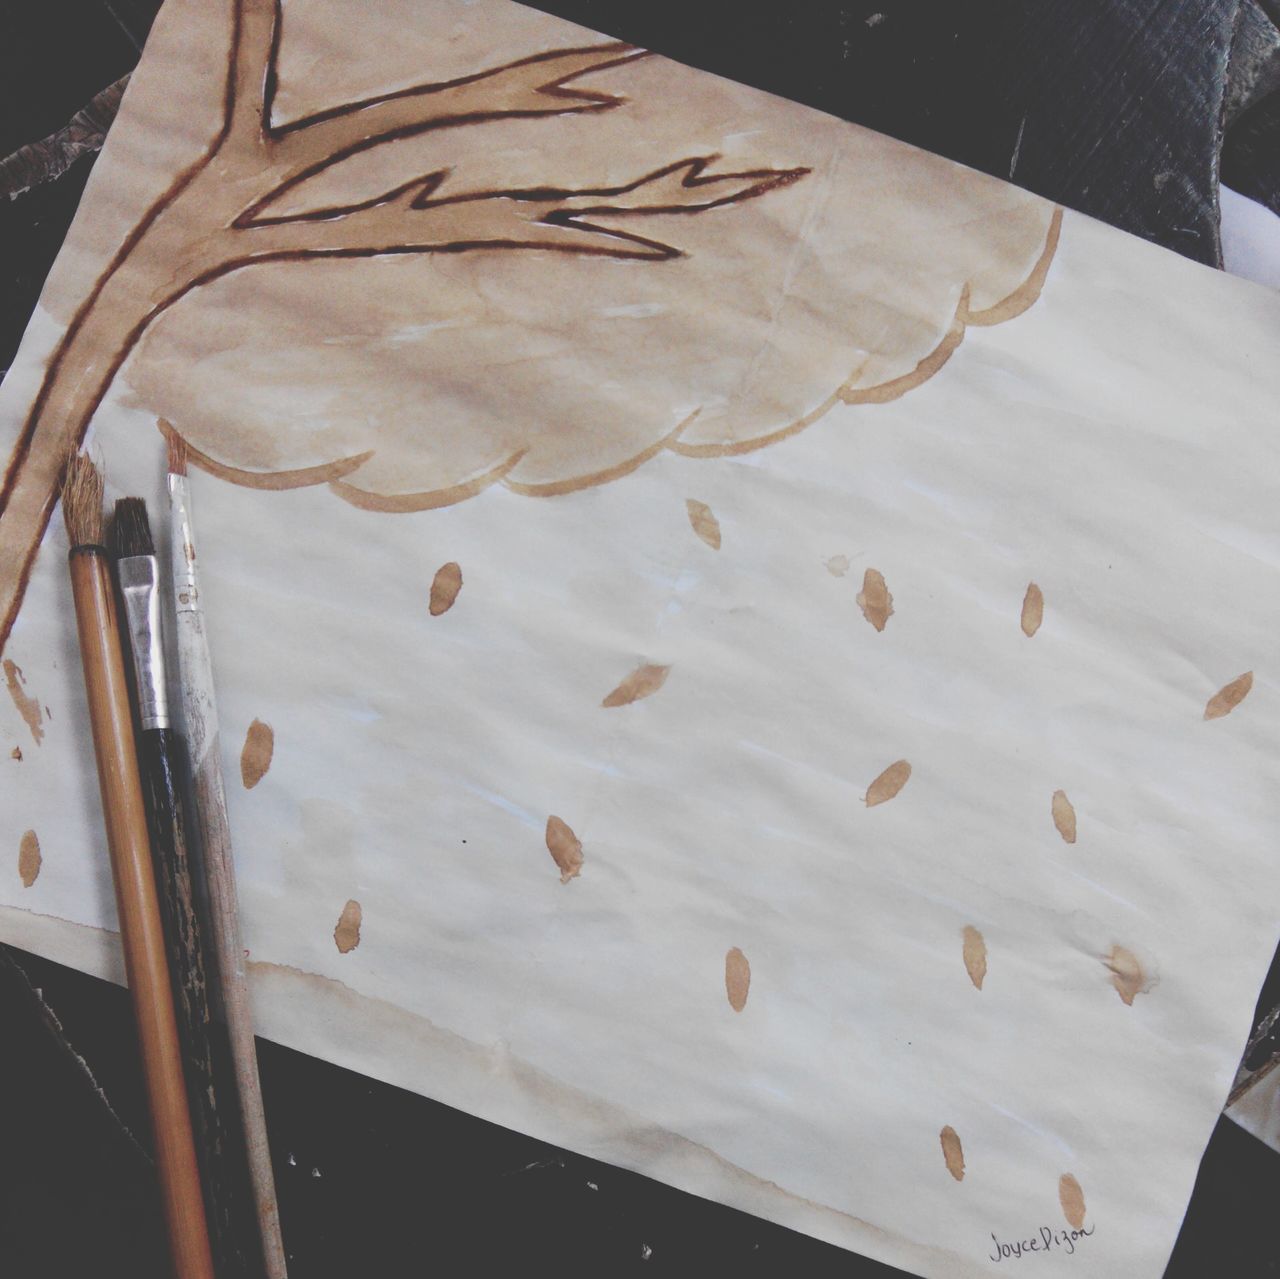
[231,157,811,262]
[225,0,279,146]
[242,40,649,221]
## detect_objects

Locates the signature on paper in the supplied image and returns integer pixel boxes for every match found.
[989,1224,1095,1262]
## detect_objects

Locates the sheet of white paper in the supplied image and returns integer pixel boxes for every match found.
[3,2,1280,1276]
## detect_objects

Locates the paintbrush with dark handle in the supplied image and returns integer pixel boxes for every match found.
[113,497,265,1279]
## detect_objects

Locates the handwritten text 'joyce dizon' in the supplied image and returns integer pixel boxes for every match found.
[989,1224,1095,1262]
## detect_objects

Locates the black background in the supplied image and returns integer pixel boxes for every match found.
[2,2,1279,1276]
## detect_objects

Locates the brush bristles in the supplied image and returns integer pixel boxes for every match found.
[112,498,155,559]
[166,430,188,476]
[61,453,104,547]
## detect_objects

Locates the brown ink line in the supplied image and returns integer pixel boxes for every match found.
[0,0,708,651]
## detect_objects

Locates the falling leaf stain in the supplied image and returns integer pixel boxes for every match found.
[429,562,463,616]
[865,759,911,807]
[825,555,850,577]
[1051,790,1076,844]
[334,899,362,953]
[940,1126,965,1181]
[1021,583,1044,637]
[856,568,893,631]
[602,663,670,708]
[545,816,583,883]
[725,947,750,1012]
[240,719,274,789]
[1059,1174,1086,1228]
[686,499,721,550]
[1204,671,1252,720]
[3,660,44,745]
[962,926,986,990]
[19,830,41,888]
[1105,945,1149,1005]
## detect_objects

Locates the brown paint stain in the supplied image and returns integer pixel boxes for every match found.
[545,816,583,884]
[1105,945,1149,1005]
[856,568,893,632]
[237,956,948,1263]
[725,947,750,1012]
[825,555,849,577]
[686,499,721,550]
[3,660,43,744]
[1059,1174,1086,1229]
[18,830,41,888]
[333,899,362,953]
[1051,790,1076,844]
[1205,671,1253,720]
[429,562,463,616]
[10,746,21,761]
[1021,583,1043,637]
[939,1126,965,1181]
[865,759,911,807]
[962,926,987,990]
[240,719,274,790]
[602,663,670,708]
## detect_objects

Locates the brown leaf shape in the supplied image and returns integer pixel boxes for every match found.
[940,1126,965,1181]
[3,659,44,745]
[1051,790,1076,844]
[334,899,362,953]
[1059,1174,1086,1229]
[686,499,721,550]
[546,816,583,884]
[240,719,274,789]
[865,759,911,807]
[1021,582,1044,637]
[856,568,894,632]
[429,561,463,616]
[18,830,41,888]
[1204,671,1252,720]
[1105,945,1148,1006]
[725,947,751,1012]
[962,926,987,990]
[602,663,671,708]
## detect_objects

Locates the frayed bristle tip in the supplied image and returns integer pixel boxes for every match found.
[61,454,104,548]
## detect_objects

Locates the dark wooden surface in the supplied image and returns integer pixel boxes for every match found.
[3,3,1280,1276]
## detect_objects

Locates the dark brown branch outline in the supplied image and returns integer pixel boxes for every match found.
[0,0,811,653]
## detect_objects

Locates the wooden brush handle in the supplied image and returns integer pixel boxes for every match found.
[69,548,215,1279]
[138,726,265,1279]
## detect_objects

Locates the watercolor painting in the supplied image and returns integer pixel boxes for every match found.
[4,3,1280,1278]
[0,0,1059,652]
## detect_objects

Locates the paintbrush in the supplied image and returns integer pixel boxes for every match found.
[60,454,215,1279]
[167,433,290,1279]
[112,495,265,1279]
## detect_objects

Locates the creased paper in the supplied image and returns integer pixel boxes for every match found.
[3,2,1280,1276]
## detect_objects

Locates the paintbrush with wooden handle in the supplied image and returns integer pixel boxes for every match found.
[167,432,289,1278]
[61,455,215,1279]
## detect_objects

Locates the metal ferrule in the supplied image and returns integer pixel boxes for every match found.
[117,554,170,730]
[167,474,199,618]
